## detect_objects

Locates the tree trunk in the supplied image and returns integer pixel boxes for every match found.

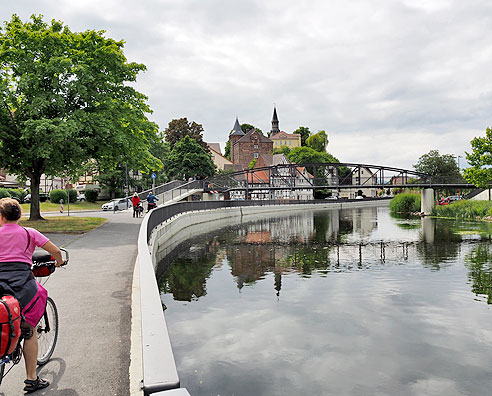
[29,172,44,221]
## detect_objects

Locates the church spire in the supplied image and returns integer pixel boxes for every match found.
[230,116,244,136]
[270,106,279,137]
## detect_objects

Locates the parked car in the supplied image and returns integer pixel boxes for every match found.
[438,195,462,205]
[23,193,49,203]
[77,193,86,202]
[101,198,132,211]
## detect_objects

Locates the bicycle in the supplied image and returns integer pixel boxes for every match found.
[0,248,69,384]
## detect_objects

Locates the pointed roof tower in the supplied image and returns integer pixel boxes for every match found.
[270,106,280,137]
[230,117,245,136]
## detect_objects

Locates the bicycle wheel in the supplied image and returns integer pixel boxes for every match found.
[0,363,5,385]
[37,297,58,365]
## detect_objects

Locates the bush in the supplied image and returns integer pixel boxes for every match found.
[85,189,99,203]
[68,189,77,203]
[0,189,11,199]
[49,189,68,204]
[389,193,421,215]
[7,189,25,200]
[433,199,492,220]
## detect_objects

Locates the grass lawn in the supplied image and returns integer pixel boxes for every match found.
[18,217,107,233]
[21,201,103,212]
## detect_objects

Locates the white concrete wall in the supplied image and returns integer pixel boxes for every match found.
[470,189,492,201]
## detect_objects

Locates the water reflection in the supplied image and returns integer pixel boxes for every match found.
[157,207,492,396]
[158,207,492,303]
[465,243,492,304]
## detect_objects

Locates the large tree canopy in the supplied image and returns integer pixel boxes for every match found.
[306,130,328,152]
[0,14,160,219]
[413,149,460,184]
[464,127,492,188]
[292,126,311,146]
[241,123,262,134]
[165,136,215,180]
[287,146,339,164]
[164,117,207,150]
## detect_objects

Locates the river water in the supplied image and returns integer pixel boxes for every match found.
[157,206,492,396]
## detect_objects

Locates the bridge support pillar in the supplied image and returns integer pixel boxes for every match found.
[421,188,435,215]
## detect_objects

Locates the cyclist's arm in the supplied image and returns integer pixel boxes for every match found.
[40,241,64,267]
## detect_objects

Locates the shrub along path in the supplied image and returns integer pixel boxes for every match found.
[0,209,143,396]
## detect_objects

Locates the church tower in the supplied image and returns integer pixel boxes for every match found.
[270,106,280,137]
[229,117,244,164]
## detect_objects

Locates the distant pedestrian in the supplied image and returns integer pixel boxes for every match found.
[131,193,141,218]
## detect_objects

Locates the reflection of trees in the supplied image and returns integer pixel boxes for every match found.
[465,244,492,304]
[158,247,216,302]
[285,244,331,275]
[416,220,461,270]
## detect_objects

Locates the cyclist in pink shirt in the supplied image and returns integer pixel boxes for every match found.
[0,198,64,393]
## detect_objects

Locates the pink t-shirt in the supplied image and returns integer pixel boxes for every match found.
[0,223,50,264]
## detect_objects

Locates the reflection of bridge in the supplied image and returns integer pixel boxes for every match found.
[205,163,475,192]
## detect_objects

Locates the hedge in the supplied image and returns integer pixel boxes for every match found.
[0,189,11,199]
[49,189,68,204]
[389,193,421,215]
[85,189,99,203]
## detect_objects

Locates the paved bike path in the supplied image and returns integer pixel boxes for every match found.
[0,210,142,396]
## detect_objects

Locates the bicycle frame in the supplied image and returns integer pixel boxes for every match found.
[0,248,68,382]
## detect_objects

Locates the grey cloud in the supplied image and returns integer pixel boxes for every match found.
[3,0,492,168]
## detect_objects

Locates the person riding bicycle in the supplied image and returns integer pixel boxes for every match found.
[146,192,159,211]
[0,198,64,393]
[131,192,141,218]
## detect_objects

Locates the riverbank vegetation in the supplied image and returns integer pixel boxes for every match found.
[389,193,421,216]
[433,200,492,221]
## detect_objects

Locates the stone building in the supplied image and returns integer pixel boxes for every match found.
[229,117,273,169]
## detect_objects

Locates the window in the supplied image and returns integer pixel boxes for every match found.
[254,153,259,158]
[254,144,258,149]
[253,135,258,140]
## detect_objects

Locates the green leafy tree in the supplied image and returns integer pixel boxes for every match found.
[287,146,339,164]
[95,168,126,198]
[273,145,291,156]
[0,15,160,220]
[306,130,329,152]
[414,150,460,184]
[136,132,169,191]
[464,127,492,188]
[241,123,262,134]
[293,126,311,146]
[164,118,207,151]
[166,136,215,180]
[224,140,231,160]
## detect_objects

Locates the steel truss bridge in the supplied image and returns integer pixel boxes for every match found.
[204,162,475,194]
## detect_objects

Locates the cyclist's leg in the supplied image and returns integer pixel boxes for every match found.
[21,324,38,381]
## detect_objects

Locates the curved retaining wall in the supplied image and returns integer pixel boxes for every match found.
[136,199,389,395]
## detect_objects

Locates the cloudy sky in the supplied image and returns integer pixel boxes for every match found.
[3,0,492,170]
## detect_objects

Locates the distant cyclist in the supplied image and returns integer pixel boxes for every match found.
[146,193,159,212]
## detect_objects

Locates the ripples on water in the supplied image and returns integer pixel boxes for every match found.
[157,206,492,396]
